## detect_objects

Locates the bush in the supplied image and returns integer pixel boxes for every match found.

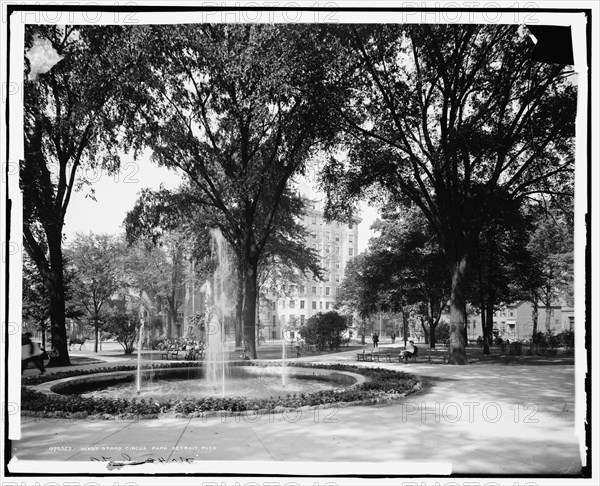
[300,311,348,351]
[556,329,574,349]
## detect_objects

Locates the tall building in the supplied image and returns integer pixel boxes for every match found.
[259,203,361,340]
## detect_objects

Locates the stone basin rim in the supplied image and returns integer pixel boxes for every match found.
[31,365,370,397]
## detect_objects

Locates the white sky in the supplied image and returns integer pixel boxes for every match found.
[64,154,379,252]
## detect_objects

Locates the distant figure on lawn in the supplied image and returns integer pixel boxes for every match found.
[22,332,45,375]
[372,333,379,348]
[391,332,396,344]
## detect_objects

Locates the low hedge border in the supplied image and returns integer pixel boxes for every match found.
[21,361,419,420]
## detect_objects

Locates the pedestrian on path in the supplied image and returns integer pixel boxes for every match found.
[391,332,396,344]
[22,332,45,375]
[372,333,379,348]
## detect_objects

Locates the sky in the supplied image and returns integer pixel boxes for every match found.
[63,155,380,253]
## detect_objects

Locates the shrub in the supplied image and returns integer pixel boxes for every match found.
[300,311,348,351]
[556,330,574,349]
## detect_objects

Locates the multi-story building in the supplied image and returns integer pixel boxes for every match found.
[461,300,575,342]
[260,203,361,341]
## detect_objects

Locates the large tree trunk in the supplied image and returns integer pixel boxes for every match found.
[420,316,430,345]
[46,232,70,367]
[447,256,468,364]
[485,301,495,352]
[242,260,259,359]
[427,302,436,348]
[94,317,99,353]
[544,288,552,332]
[235,268,244,347]
[481,306,490,355]
[530,297,539,352]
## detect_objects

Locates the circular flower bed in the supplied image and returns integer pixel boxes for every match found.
[21,362,419,419]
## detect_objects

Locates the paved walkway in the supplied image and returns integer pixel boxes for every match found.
[11,348,582,476]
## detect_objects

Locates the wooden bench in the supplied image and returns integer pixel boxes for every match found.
[161,348,180,360]
[357,353,392,362]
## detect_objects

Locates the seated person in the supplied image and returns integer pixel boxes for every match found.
[400,340,417,363]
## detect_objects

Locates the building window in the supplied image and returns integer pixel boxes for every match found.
[326,287,330,296]
[312,216,317,224]
[326,302,331,310]
[325,231,330,240]
[289,315,296,325]
[335,274,340,283]
[290,300,295,308]
[300,315,305,325]
[312,286,317,295]
[348,223,353,229]
[348,248,354,256]
[349,234,354,243]
[335,233,340,242]
[336,262,340,269]
[272,315,276,325]
[319,301,323,309]
[312,301,317,310]
[300,300,305,309]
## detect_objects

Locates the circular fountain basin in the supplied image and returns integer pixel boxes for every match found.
[38,366,367,401]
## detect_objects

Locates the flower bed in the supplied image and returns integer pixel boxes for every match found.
[21,362,419,419]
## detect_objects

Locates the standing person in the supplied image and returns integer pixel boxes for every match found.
[22,332,45,375]
[372,333,379,348]
[391,332,396,344]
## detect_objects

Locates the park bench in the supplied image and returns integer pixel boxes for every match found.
[161,347,180,360]
[399,345,419,363]
[357,352,392,362]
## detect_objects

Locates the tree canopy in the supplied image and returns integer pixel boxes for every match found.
[320,24,576,363]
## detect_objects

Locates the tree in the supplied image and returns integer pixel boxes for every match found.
[465,196,537,354]
[135,25,340,358]
[321,25,576,363]
[127,234,190,339]
[22,253,81,348]
[66,233,123,352]
[300,311,348,351]
[369,207,450,348]
[336,253,383,319]
[21,25,151,365]
[104,297,142,355]
[527,209,574,331]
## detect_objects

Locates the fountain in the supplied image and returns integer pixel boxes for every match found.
[203,229,236,397]
[60,228,361,403]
